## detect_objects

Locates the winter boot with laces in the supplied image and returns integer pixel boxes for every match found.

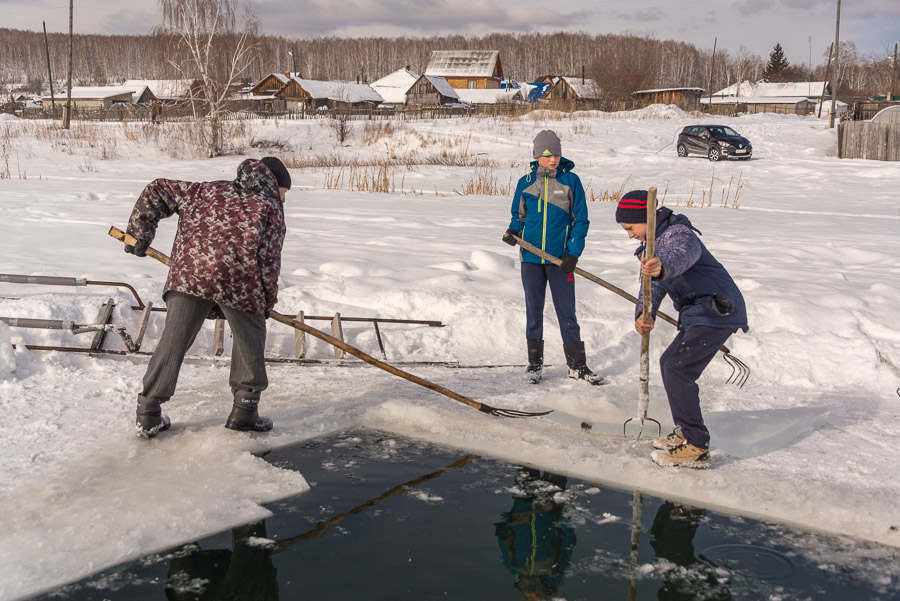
[225,395,273,433]
[525,340,543,384]
[651,439,710,469]
[135,395,171,439]
[563,342,604,386]
[652,427,686,451]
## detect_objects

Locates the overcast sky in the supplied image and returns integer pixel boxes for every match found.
[2,0,898,66]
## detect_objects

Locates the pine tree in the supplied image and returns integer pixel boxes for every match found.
[763,43,790,82]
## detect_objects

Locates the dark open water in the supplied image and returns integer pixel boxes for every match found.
[33,429,900,601]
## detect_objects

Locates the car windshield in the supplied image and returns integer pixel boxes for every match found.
[709,126,740,137]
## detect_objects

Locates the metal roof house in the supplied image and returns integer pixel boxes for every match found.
[424,50,503,90]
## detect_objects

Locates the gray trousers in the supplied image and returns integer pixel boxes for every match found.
[139,291,268,407]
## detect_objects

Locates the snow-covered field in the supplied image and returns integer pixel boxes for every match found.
[1,107,899,600]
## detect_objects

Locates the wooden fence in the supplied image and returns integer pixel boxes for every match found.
[838,121,900,161]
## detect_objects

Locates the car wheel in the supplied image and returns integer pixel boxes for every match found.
[677,143,688,157]
[708,147,721,162]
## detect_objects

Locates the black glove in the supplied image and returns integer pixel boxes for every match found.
[502,229,519,246]
[559,254,577,274]
[713,294,734,315]
[124,239,150,257]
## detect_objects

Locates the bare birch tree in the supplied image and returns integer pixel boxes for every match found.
[157,0,258,157]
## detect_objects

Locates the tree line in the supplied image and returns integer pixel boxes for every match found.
[1,27,896,104]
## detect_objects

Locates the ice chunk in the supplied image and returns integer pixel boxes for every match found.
[707,406,831,459]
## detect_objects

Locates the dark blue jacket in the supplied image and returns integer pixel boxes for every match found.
[508,158,589,263]
[636,208,748,332]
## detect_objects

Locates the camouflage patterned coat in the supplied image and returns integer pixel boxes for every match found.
[127,159,286,314]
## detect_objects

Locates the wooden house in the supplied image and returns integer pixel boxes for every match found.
[42,87,140,110]
[544,76,601,101]
[424,50,503,90]
[632,87,704,110]
[276,77,383,110]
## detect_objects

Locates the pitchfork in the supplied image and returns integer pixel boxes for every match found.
[510,238,750,388]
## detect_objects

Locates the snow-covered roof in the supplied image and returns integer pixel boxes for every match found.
[424,50,500,78]
[633,87,705,95]
[455,88,521,104]
[701,96,812,105]
[370,68,420,104]
[558,76,601,99]
[42,86,135,100]
[712,80,829,99]
[291,78,383,103]
[122,79,193,100]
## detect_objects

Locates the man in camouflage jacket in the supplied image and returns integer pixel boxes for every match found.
[125,157,291,438]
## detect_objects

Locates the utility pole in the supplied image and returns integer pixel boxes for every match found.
[707,37,717,108]
[63,0,74,129]
[42,21,56,114]
[818,43,833,118]
[828,0,841,128]
[892,43,898,101]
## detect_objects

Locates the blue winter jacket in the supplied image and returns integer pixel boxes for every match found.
[507,158,589,264]
[636,207,748,332]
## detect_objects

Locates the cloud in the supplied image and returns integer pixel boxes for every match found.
[250,0,572,36]
[736,0,776,16]
[612,8,665,23]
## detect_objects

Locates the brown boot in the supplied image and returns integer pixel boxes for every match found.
[651,440,710,469]
[651,427,685,451]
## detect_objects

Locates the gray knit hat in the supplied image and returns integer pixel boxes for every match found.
[532,130,561,159]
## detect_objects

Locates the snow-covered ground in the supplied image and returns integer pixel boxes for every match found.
[1,107,899,600]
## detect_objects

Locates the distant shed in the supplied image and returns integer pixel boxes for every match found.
[632,87,704,110]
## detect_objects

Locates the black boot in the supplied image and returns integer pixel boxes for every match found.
[225,395,273,432]
[526,340,544,384]
[563,342,604,386]
[135,395,171,438]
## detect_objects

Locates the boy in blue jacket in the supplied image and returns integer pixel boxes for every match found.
[616,190,748,468]
[503,130,602,385]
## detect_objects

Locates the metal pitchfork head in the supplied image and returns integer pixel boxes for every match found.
[479,405,554,418]
[722,349,750,388]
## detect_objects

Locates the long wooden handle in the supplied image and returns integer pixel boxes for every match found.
[108,225,546,418]
[511,232,733,354]
[108,226,172,266]
[638,187,658,419]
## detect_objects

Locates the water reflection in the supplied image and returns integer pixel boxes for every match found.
[166,521,278,601]
[650,502,733,601]
[495,468,576,601]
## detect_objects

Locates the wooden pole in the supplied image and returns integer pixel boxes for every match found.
[818,43,833,119]
[638,187,658,424]
[707,37,717,106]
[42,22,56,113]
[829,0,841,128]
[63,0,73,129]
[107,226,548,419]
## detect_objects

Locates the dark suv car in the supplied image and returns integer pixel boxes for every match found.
[677,125,752,161]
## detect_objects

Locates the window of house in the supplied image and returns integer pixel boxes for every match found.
[467,81,476,89]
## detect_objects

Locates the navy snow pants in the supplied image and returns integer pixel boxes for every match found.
[659,325,736,449]
[521,262,581,345]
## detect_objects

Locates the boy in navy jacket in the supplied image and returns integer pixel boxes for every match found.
[616,190,748,468]
[503,130,602,385]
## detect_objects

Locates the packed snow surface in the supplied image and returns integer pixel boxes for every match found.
[1,107,899,600]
